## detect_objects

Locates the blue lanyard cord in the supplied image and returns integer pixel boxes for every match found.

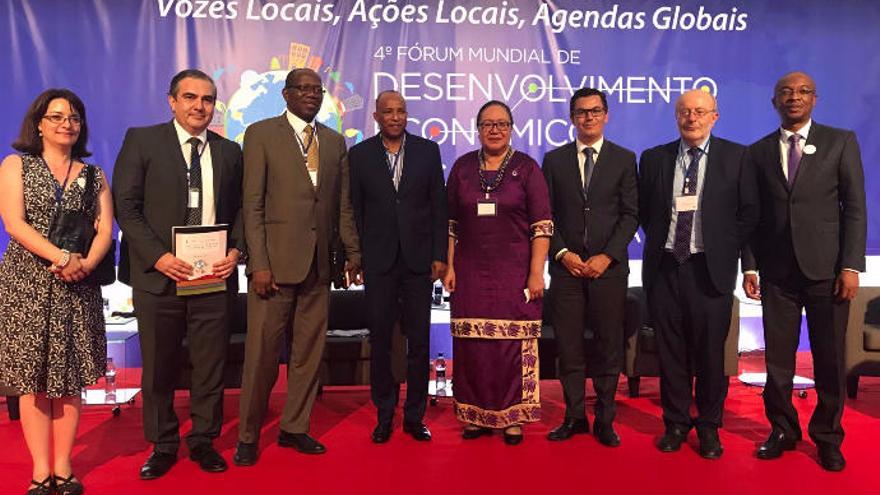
[42,156,74,206]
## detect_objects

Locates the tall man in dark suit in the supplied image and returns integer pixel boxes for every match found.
[542,88,638,447]
[235,68,361,465]
[742,72,866,472]
[639,89,758,459]
[349,90,447,443]
[114,69,244,478]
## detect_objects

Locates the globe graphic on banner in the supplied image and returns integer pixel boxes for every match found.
[224,69,342,144]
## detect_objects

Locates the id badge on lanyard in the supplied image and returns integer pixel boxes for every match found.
[477,197,497,217]
[188,188,200,208]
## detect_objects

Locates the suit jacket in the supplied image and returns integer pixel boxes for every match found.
[741,122,866,281]
[242,114,360,284]
[349,132,447,275]
[542,139,639,280]
[113,121,244,295]
[639,136,758,294]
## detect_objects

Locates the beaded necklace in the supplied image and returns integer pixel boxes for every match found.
[477,146,513,199]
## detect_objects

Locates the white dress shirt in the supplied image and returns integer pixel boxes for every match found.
[664,137,710,253]
[576,136,604,186]
[173,119,215,225]
[778,119,811,181]
[285,109,319,186]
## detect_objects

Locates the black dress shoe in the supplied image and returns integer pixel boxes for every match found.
[278,431,326,454]
[657,427,689,453]
[817,445,846,472]
[233,442,258,466]
[547,418,589,441]
[697,428,723,459]
[139,451,177,480]
[189,444,228,473]
[403,422,432,441]
[503,427,523,446]
[372,422,393,444]
[756,431,798,460]
[594,423,621,448]
[462,426,493,440]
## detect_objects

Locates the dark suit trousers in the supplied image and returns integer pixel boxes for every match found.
[761,269,848,447]
[365,252,432,425]
[649,254,731,430]
[238,258,329,443]
[132,288,231,453]
[551,272,626,426]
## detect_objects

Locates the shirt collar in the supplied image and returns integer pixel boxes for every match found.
[576,136,604,156]
[780,119,812,142]
[285,109,316,135]
[382,132,406,155]
[679,135,711,157]
[173,119,207,147]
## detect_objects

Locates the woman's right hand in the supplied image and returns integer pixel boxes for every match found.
[443,266,456,293]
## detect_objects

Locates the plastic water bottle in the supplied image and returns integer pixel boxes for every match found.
[105,357,117,404]
[434,353,447,395]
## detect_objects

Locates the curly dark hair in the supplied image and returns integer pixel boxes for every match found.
[12,88,91,158]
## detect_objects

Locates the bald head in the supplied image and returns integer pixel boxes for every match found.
[376,90,405,110]
[774,71,816,94]
[772,71,817,131]
[675,89,718,147]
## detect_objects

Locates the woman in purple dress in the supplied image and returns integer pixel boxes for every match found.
[443,101,552,445]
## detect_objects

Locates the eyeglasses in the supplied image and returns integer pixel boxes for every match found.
[286,85,326,95]
[478,121,511,132]
[42,114,82,126]
[776,87,815,98]
[676,108,716,119]
[571,107,606,119]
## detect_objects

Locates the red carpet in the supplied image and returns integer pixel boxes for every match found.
[1,356,877,495]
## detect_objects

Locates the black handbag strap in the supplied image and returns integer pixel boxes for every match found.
[81,164,97,213]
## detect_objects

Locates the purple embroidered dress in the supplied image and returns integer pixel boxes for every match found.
[447,150,553,428]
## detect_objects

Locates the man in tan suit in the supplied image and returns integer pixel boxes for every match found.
[234,68,361,465]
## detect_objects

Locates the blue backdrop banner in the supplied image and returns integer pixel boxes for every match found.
[1,0,878,258]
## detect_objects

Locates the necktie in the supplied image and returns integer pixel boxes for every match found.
[672,147,701,264]
[787,134,801,187]
[582,147,596,196]
[303,124,319,181]
[582,147,596,249]
[185,137,202,225]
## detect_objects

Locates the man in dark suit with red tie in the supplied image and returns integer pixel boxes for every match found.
[639,89,758,459]
[114,69,244,478]
[542,88,639,447]
[349,90,447,443]
[742,72,866,472]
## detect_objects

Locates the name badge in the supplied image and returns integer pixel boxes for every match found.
[675,195,698,212]
[188,188,201,208]
[477,199,497,217]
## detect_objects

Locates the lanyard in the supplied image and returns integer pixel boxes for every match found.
[42,156,74,206]
[294,127,315,159]
[186,138,205,186]
[383,134,406,177]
